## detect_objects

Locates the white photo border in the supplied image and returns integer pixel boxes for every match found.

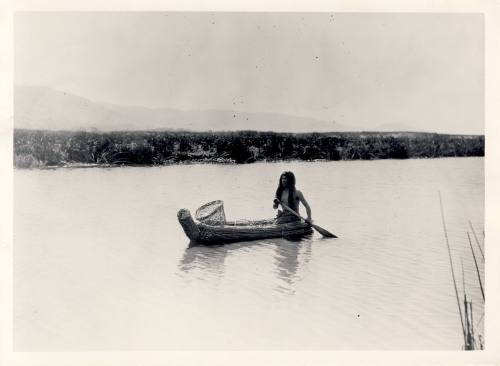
[1,1,499,365]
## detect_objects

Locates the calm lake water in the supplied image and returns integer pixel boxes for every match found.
[14,157,484,350]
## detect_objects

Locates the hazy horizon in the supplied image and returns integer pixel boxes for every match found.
[14,12,484,134]
[14,84,348,133]
[15,84,485,135]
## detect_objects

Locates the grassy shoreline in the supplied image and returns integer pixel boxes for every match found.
[14,129,485,169]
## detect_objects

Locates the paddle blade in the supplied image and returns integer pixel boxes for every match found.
[311,223,337,238]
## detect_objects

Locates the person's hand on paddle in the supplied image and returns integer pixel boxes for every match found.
[273,198,279,210]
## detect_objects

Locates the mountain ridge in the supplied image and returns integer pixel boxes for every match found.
[15,85,423,133]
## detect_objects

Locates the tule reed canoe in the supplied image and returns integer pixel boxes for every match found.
[177,208,313,245]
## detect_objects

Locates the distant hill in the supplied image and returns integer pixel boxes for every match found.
[14,85,431,133]
[374,122,423,133]
[15,85,365,133]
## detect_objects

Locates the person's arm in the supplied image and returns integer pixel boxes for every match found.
[297,190,312,222]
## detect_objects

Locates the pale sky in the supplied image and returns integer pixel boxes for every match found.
[14,12,484,134]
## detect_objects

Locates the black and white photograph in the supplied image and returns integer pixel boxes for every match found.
[2,3,500,365]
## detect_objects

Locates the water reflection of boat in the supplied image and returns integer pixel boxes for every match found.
[178,243,230,275]
[178,240,269,280]
[178,236,313,291]
[274,236,312,284]
[177,209,313,245]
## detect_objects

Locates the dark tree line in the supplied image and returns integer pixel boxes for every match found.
[14,129,485,168]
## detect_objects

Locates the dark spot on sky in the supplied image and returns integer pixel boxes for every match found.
[315,56,319,60]
[357,314,360,318]
[212,21,215,25]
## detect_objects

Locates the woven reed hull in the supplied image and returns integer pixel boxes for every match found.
[178,209,313,244]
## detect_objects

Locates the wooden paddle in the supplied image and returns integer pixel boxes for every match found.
[278,200,337,238]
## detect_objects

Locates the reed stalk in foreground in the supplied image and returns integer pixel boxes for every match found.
[438,191,466,344]
[467,232,485,301]
[438,192,485,350]
[469,220,484,260]
[459,260,481,351]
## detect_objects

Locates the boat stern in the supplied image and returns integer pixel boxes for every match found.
[177,209,201,241]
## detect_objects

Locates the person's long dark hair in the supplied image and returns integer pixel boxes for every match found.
[275,171,298,211]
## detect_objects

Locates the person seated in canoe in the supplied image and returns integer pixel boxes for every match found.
[273,171,312,224]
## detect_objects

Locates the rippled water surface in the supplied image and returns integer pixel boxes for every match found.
[14,158,484,350]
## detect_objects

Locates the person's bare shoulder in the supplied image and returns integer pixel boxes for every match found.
[296,190,304,199]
